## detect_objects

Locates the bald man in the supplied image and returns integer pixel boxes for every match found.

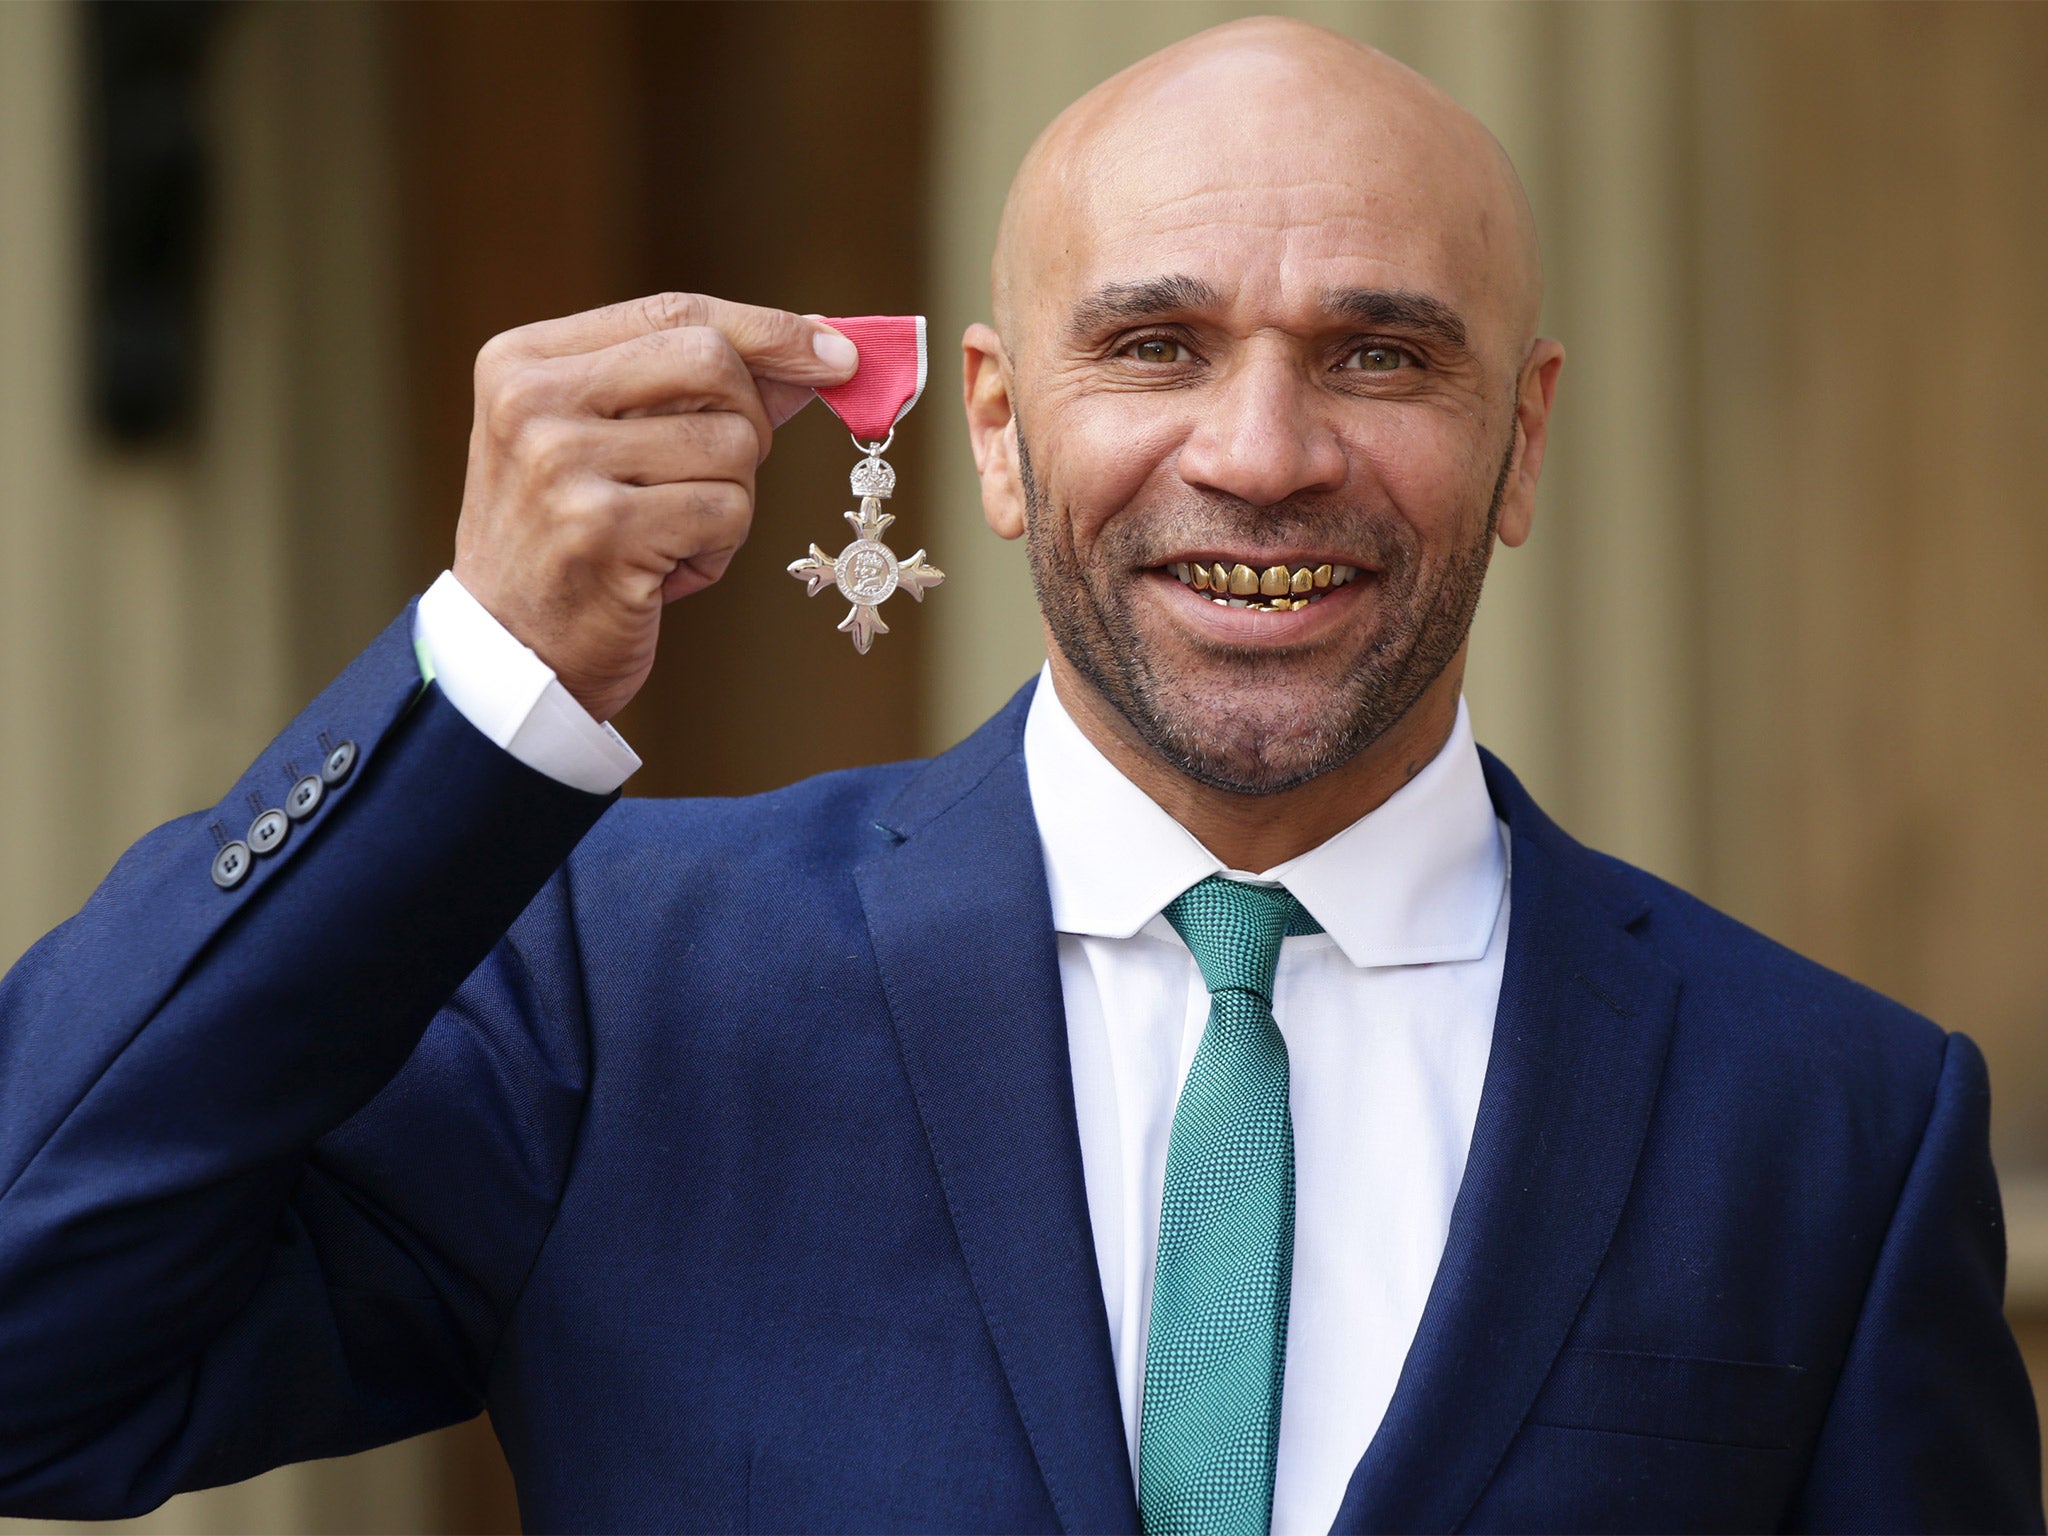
[0,19,2038,1535]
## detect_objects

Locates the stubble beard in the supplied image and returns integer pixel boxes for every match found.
[1023,429,1516,797]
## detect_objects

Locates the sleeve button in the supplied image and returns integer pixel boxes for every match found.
[321,740,357,786]
[286,773,325,821]
[248,809,289,855]
[212,841,251,889]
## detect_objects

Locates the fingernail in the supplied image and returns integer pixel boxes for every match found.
[813,328,858,373]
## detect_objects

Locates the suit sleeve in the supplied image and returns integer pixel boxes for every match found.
[0,605,615,1519]
[1791,1031,2045,1534]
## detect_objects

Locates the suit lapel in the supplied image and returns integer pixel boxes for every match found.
[855,687,1139,1535]
[1330,755,1681,1533]
[857,705,1676,1535]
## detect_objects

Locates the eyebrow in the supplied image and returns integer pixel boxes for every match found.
[1066,276,1223,339]
[1066,276,1471,355]
[1325,288,1470,353]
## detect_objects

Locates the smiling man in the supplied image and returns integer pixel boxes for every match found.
[0,18,2038,1536]
[968,27,1555,872]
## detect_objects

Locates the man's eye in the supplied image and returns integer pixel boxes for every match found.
[1128,338,1188,364]
[1344,345,1413,372]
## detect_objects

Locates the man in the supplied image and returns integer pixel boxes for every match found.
[0,17,2038,1534]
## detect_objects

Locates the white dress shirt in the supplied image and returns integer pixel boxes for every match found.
[415,576,1509,1534]
[414,571,642,795]
[1023,671,1507,1534]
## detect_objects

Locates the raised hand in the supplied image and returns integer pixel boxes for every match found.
[452,293,859,722]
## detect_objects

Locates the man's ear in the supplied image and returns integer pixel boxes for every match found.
[963,323,1026,541]
[1496,338,1565,549]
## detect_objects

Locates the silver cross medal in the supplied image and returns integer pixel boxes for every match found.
[787,438,944,653]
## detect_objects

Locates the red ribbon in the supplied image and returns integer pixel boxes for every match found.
[814,315,927,446]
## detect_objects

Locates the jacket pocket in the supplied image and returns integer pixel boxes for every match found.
[1526,1345,1816,1452]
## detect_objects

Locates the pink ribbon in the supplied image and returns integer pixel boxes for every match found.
[814,315,927,446]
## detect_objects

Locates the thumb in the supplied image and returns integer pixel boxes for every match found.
[702,298,858,386]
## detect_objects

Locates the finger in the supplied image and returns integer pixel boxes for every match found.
[772,312,837,427]
[760,380,818,430]
[624,477,754,582]
[490,291,858,385]
[557,411,760,491]
[661,545,740,604]
[579,326,774,448]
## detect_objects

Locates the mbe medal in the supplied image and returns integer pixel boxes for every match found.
[787,315,943,653]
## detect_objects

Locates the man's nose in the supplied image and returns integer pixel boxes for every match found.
[1175,353,1347,507]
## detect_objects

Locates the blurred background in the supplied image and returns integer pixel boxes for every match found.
[1,0,2043,1530]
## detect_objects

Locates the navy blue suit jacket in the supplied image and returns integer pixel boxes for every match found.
[0,607,2039,1533]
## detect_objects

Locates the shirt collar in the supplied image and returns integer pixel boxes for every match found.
[1022,665,1507,968]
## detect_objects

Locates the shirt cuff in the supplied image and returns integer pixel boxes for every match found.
[413,570,642,795]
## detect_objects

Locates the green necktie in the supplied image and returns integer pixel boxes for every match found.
[1139,876,1323,1536]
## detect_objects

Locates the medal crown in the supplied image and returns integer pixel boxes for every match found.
[850,455,896,500]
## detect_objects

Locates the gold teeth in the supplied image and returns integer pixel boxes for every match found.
[1168,558,1358,610]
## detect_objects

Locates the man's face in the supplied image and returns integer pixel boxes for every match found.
[991,47,1537,796]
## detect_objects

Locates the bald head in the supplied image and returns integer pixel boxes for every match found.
[992,17,1541,366]
[959,16,1567,843]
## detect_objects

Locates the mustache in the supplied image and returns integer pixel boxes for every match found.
[1096,490,1419,572]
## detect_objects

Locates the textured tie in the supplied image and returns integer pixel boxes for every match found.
[1139,876,1323,1536]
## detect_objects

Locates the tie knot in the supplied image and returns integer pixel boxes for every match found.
[1163,875,1323,1002]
